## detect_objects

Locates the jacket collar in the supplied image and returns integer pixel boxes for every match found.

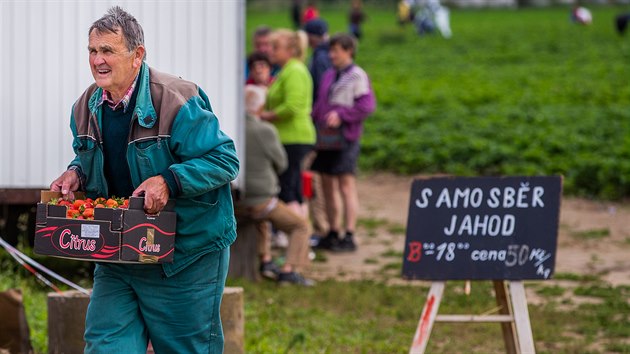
[87,62,158,129]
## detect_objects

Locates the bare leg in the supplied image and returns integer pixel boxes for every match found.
[321,174,341,232]
[339,174,359,234]
[308,172,330,236]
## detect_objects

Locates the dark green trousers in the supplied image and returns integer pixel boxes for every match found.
[84,248,230,353]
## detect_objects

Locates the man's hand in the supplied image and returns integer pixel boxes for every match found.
[132,175,170,214]
[325,110,342,128]
[50,170,80,199]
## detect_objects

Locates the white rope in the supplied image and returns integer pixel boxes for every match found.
[0,237,90,295]
[3,242,63,294]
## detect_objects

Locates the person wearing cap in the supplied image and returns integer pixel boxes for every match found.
[304,18,331,102]
[303,18,332,242]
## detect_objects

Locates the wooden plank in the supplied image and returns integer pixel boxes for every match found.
[435,314,513,323]
[0,189,42,204]
[494,280,518,354]
[509,281,536,354]
[409,281,445,354]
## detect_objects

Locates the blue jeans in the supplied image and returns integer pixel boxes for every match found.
[84,248,230,354]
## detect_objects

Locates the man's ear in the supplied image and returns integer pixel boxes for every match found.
[133,45,146,68]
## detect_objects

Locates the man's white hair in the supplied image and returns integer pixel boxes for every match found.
[245,85,267,117]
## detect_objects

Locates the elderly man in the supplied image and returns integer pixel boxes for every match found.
[49,6,239,353]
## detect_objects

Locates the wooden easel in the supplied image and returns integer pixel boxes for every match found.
[409,280,535,354]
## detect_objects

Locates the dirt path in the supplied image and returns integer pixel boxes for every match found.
[308,173,630,286]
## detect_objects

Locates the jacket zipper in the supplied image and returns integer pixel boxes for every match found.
[89,111,108,196]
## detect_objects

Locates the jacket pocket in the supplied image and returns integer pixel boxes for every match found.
[132,138,175,178]
[174,198,222,252]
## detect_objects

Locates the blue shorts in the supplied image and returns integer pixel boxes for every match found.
[84,248,230,354]
[311,140,360,175]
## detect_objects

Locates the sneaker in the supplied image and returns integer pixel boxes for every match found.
[331,235,357,252]
[277,272,316,286]
[259,261,279,280]
[314,231,339,250]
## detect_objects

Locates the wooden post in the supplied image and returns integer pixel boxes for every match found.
[409,281,444,354]
[228,217,261,281]
[409,281,535,354]
[221,287,245,354]
[47,290,90,354]
[0,289,32,354]
[509,281,536,353]
[494,280,518,354]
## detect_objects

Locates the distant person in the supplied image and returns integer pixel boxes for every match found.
[237,85,314,286]
[616,13,630,35]
[304,19,332,102]
[291,0,303,29]
[302,0,320,25]
[304,19,333,242]
[349,0,366,40]
[246,52,274,87]
[414,0,451,38]
[261,29,316,217]
[311,33,376,252]
[398,0,413,26]
[571,6,593,26]
[246,26,280,81]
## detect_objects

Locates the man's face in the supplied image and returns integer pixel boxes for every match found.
[307,34,319,48]
[254,35,271,55]
[88,29,144,98]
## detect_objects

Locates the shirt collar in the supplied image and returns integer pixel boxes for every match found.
[97,73,139,112]
[334,63,354,82]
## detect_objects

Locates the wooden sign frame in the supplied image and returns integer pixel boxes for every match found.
[409,280,535,354]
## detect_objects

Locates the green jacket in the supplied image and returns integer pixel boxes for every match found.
[266,58,316,145]
[68,63,239,276]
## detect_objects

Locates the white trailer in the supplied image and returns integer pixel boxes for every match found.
[0,0,245,242]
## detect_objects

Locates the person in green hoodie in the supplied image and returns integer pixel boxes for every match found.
[261,29,316,217]
[49,7,239,353]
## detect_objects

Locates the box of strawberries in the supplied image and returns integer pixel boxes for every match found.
[34,191,176,263]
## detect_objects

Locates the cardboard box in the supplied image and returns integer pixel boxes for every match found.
[35,192,176,263]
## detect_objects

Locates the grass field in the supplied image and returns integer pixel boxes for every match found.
[4,253,630,353]
[248,4,630,199]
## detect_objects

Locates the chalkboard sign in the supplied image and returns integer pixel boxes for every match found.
[402,176,562,280]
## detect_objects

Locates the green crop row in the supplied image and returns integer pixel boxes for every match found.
[248,5,630,199]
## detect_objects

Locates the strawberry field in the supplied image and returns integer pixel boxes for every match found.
[249,4,630,199]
